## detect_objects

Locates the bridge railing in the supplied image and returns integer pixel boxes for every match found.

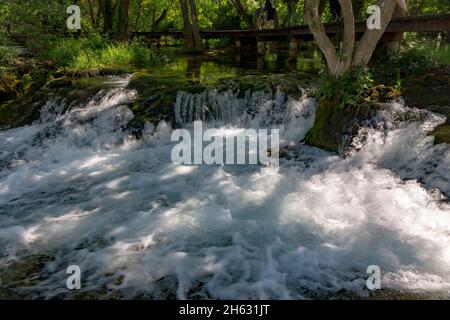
[133,14,450,41]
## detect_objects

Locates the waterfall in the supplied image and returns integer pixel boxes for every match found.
[173,88,316,146]
[350,101,450,196]
[0,77,449,299]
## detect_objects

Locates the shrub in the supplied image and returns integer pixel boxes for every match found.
[372,39,449,81]
[0,46,20,66]
[39,37,158,71]
[315,66,375,107]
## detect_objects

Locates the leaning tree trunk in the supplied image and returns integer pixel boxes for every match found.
[116,0,131,42]
[352,0,398,66]
[305,0,399,77]
[151,9,168,32]
[179,0,202,51]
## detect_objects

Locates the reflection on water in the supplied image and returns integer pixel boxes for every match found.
[151,47,323,86]
[186,57,202,84]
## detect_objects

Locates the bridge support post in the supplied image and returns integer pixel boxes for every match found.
[235,52,241,64]
[257,56,264,70]
[257,38,265,56]
[235,38,241,50]
[203,39,210,49]
[289,37,298,62]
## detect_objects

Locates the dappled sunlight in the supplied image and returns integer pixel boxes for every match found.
[159,165,197,181]
[1,72,450,300]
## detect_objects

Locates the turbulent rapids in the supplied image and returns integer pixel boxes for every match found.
[0,76,449,299]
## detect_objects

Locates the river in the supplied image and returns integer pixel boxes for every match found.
[0,52,449,299]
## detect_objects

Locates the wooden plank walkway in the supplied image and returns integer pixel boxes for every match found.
[134,14,450,42]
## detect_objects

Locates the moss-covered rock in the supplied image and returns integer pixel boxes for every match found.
[431,124,450,145]
[0,254,51,292]
[364,84,401,102]
[305,98,383,153]
[0,74,127,130]
[126,70,309,132]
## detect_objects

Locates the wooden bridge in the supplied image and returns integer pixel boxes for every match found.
[134,14,450,60]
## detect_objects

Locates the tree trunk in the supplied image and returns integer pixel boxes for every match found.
[352,0,398,66]
[96,0,103,29]
[87,0,97,27]
[179,0,202,51]
[305,0,398,77]
[305,0,340,74]
[100,0,113,35]
[338,0,355,75]
[116,0,130,42]
[151,9,168,32]
[188,0,202,48]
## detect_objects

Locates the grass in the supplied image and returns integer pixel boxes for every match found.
[0,46,20,66]
[39,36,161,71]
[433,43,450,65]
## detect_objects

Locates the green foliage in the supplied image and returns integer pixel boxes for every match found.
[432,44,450,65]
[0,46,19,66]
[16,74,33,97]
[38,36,159,71]
[304,98,382,152]
[315,66,375,107]
[372,37,450,82]
[384,47,435,76]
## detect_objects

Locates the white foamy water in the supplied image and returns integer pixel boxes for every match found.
[0,81,449,299]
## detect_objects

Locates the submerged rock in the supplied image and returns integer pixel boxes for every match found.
[0,254,52,298]
[432,124,450,144]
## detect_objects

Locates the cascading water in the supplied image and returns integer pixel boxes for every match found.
[0,76,449,299]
